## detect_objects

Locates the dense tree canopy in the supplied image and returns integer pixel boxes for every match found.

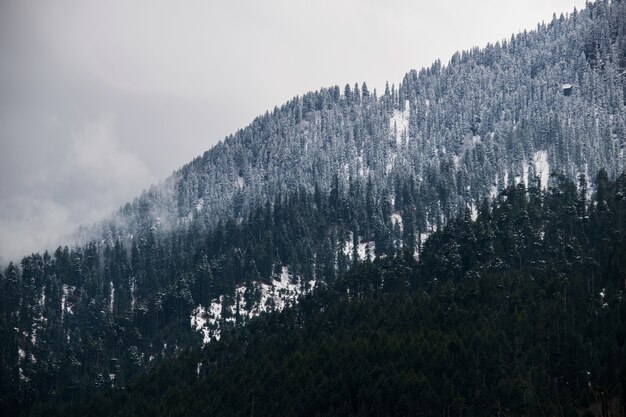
[2,1,626,415]
[26,173,626,417]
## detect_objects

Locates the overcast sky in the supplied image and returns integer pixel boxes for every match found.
[0,0,587,262]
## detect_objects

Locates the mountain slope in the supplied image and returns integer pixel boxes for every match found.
[33,174,626,417]
[84,0,625,243]
[2,1,626,415]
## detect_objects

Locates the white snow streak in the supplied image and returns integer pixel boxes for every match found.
[61,284,75,319]
[191,267,316,345]
[391,212,403,232]
[109,281,115,313]
[533,150,549,191]
[468,202,478,222]
[389,100,410,146]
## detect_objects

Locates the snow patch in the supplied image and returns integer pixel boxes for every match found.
[342,162,350,180]
[19,367,28,382]
[39,287,45,308]
[453,155,461,169]
[191,267,316,345]
[61,284,76,319]
[533,150,549,191]
[600,288,608,308]
[357,154,368,178]
[468,202,478,222]
[490,185,498,199]
[343,233,376,261]
[130,277,137,311]
[386,153,397,174]
[391,212,403,232]
[419,232,432,246]
[490,174,499,199]
[389,100,410,146]
[109,282,115,313]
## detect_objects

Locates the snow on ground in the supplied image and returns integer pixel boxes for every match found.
[600,288,608,308]
[342,162,350,180]
[585,163,594,201]
[490,174,499,199]
[130,277,137,311]
[39,287,45,308]
[61,284,75,319]
[357,154,368,178]
[391,212,403,232]
[533,150,549,191]
[490,184,498,199]
[468,201,478,221]
[576,163,594,201]
[191,267,316,345]
[522,160,529,187]
[343,232,376,262]
[109,281,115,313]
[389,100,410,146]
[195,198,204,212]
[386,153,397,174]
[453,155,461,169]
[190,305,210,344]
[236,175,245,189]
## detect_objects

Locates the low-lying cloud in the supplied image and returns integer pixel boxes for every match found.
[0,116,153,263]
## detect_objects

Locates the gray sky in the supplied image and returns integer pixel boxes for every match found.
[0,0,587,262]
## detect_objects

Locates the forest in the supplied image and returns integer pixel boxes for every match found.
[1,0,626,415]
[7,171,626,417]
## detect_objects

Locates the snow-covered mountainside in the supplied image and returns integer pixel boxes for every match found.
[2,2,626,415]
[81,2,625,246]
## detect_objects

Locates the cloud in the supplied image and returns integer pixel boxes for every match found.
[0,116,154,262]
[0,197,72,266]
[69,117,152,195]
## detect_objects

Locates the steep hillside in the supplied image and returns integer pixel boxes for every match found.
[2,1,626,415]
[84,0,625,244]
[32,174,626,417]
